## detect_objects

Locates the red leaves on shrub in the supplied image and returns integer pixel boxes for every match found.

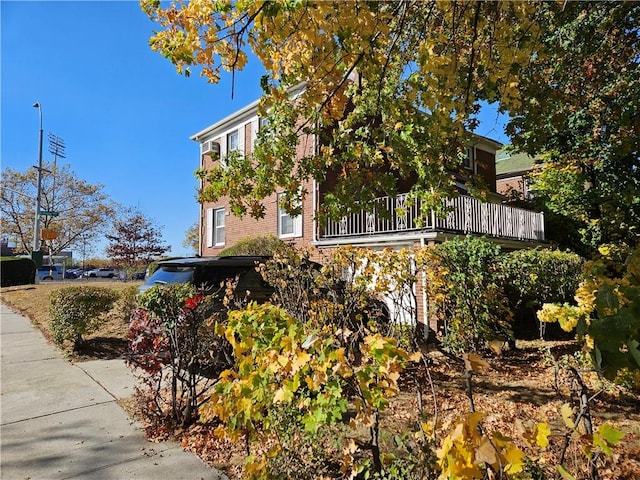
[184,294,204,312]
[127,307,169,374]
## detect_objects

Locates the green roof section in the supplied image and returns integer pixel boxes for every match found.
[496,148,539,176]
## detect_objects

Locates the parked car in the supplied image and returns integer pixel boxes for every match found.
[84,267,116,278]
[37,265,64,281]
[138,256,272,302]
[138,256,390,321]
[131,271,146,280]
[64,268,83,279]
[117,270,146,281]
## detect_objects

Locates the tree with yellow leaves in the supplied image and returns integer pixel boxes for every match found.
[142,0,543,221]
[142,1,639,249]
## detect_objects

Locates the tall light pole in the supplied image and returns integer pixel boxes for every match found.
[32,102,44,260]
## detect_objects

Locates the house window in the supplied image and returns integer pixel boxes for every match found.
[227,130,239,152]
[214,208,225,245]
[277,193,302,238]
[220,128,243,168]
[206,207,225,247]
[463,148,474,170]
[523,178,532,200]
[252,117,271,151]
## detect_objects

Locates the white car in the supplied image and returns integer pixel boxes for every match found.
[84,268,116,278]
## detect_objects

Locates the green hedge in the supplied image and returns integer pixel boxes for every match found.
[1,257,36,287]
[49,286,119,349]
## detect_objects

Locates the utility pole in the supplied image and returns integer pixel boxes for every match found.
[32,102,44,266]
[46,133,66,267]
[48,133,66,204]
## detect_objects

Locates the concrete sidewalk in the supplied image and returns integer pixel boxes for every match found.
[0,303,227,479]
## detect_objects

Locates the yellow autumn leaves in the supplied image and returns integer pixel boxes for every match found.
[435,397,624,479]
[538,245,640,364]
[200,302,418,435]
[143,0,545,126]
[437,412,529,478]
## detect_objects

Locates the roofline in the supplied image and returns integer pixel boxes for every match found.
[470,133,503,149]
[190,79,504,147]
[190,98,261,142]
[190,83,307,142]
[496,169,530,179]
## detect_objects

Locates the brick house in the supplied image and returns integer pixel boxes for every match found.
[496,149,539,200]
[192,101,545,254]
[191,98,317,255]
[190,100,546,331]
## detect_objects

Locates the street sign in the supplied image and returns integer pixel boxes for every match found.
[41,228,58,240]
[39,210,59,217]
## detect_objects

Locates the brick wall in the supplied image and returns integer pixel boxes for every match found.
[199,124,317,256]
[496,175,526,198]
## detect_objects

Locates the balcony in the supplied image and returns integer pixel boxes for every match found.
[320,193,545,243]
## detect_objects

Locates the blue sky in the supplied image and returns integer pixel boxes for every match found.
[2,0,509,259]
[2,0,266,257]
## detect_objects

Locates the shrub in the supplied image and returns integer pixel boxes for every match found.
[49,286,119,349]
[1,257,36,287]
[417,236,513,354]
[500,248,584,339]
[200,302,421,478]
[218,234,286,256]
[110,284,139,323]
[259,245,397,362]
[131,283,223,427]
[538,245,640,384]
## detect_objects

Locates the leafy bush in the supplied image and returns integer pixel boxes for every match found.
[1,257,36,287]
[500,248,584,339]
[538,245,640,384]
[259,245,398,362]
[128,307,169,375]
[200,302,421,478]
[49,286,119,349]
[127,243,627,479]
[218,234,286,256]
[110,284,139,323]
[131,283,225,427]
[417,236,513,354]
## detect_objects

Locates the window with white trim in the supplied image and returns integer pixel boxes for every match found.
[206,207,226,247]
[277,193,302,238]
[227,130,239,152]
[220,127,245,168]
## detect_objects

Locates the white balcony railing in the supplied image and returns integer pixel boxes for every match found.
[321,193,545,242]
